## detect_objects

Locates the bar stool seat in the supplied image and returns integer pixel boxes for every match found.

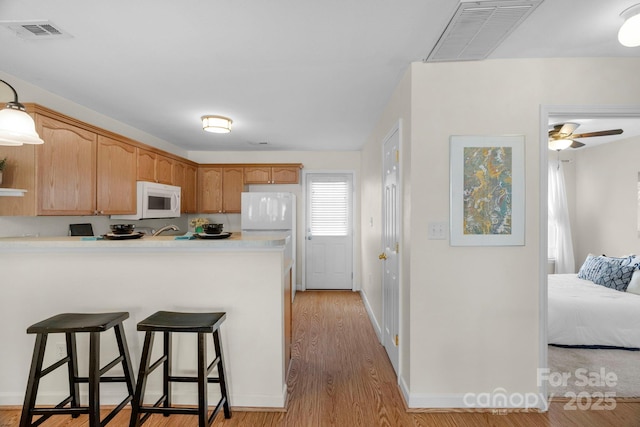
[20,312,136,427]
[129,311,231,427]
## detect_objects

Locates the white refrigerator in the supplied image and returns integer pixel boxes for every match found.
[241,192,296,300]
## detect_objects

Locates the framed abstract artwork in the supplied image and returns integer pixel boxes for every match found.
[450,135,525,246]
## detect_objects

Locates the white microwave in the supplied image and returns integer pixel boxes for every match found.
[111,181,181,220]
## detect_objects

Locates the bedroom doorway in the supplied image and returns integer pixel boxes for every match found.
[540,105,640,399]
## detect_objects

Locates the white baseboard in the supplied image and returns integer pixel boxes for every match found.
[359,290,382,342]
[405,391,549,411]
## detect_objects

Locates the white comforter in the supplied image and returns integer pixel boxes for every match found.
[548,274,640,348]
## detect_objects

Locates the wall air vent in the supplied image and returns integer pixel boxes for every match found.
[425,0,543,62]
[0,20,72,40]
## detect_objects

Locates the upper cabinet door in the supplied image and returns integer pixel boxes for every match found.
[137,148,156,182]
[174,161,198,213]
[96,135,137,215]
[156,154,174,184]
[36,115,97,215]
[197,167,223,213]
[271,166,300,184]
[222,166,244,213]
[244,166,271,184]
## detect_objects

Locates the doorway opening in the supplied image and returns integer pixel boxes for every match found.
[540,105,640,400]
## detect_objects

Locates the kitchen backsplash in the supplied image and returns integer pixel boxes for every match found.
[0,213,241,238]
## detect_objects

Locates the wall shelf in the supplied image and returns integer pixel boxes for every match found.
[0,188,27,197]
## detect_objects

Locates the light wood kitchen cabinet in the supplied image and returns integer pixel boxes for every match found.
[96,135,137,215]
[36,115,97,215]
[222,166,244,213]
[244,164,301,184]
[197,166,223,213]
[197,165,245,213]
[174,161,197,213]
[137,149,173,184]
[137,148,156,182]
[156,154,174,184]
[0,144,37,216]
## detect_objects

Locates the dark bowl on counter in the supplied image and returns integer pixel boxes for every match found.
[202,224,223,234]
[110,224,135,235]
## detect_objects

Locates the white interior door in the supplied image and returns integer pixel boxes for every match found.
[305,173,353,290]
[382,126,400,374]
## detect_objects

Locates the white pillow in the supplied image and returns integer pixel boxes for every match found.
[626,269,640,295]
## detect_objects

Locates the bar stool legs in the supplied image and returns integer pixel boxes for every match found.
[20,312,136,427]
[129,311,231,427]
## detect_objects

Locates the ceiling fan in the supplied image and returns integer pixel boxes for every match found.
[548,122,623,150]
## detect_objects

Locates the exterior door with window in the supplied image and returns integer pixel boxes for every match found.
[305,173,353,290]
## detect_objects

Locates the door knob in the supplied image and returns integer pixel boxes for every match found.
[378,252,387,260]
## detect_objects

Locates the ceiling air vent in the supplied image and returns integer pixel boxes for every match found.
[0,20,72,40]
[425,0,543,62]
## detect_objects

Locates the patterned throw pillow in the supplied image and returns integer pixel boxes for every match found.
[591,256,640,292]
[577,254,604,281]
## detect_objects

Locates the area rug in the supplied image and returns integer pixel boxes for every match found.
[547,345,640,397]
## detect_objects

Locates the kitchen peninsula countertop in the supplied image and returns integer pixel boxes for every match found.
[0,232,289,250]
[0,231,293,410]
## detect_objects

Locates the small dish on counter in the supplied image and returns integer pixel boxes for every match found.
[194,232,232,240]
[103,232,144,240]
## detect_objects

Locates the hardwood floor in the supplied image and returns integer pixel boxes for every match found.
[3,290,640,426]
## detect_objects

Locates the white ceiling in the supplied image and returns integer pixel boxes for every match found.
[0,0,639,152]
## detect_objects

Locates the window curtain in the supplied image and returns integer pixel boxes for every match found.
[548,160,575,273]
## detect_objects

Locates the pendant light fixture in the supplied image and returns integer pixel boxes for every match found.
[201,115,232,134]
[0,80,44,145]
[618,4,640,47]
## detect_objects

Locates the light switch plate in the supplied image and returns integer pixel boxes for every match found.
[427,222,448,240]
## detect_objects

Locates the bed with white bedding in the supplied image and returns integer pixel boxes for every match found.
[548,273,640,349]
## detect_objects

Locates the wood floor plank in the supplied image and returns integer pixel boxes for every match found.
[3,290,640,426]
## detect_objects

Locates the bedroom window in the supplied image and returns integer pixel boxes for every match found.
[548,159,575,273]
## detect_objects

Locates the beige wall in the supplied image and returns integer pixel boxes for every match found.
[0,71,187,157]
[573,135,640,264]
[359,67,412,387]
[360,57,640,407]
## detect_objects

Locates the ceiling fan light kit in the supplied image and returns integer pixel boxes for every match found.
[0,79,45,146]
[618,3,640,47]
[202,115,232,134]
[548,139,573,151]
[548,122,624,151]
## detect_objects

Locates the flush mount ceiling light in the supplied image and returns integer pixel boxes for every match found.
[201,115,232,134]
[0,79,44,146]
[618,4,640,47]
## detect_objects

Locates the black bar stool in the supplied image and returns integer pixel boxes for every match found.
[20,312,136,427]
[129,311,231,427]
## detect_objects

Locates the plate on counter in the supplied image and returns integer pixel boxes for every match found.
[194,232,232,240]
[103,232,144,240]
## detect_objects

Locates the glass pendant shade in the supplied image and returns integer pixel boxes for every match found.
[619,4,640,47]
[0,106,44,145]
[0,79,45,145]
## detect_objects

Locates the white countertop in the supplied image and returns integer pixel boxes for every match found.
[0,232,289,251]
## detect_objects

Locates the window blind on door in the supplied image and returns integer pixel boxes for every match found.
[310,181,349,236]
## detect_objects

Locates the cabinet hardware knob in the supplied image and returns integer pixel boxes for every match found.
[378,252,387,260]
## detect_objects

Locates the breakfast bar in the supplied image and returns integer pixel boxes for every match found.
[0,233,293,410]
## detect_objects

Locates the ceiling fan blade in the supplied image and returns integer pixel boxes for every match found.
[570,140,585,149]
[558,122,579,137]
[571,129,623,139]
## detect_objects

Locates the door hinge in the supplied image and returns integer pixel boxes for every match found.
[395,150,399,163]
[395,242,399,253]
[395,334,399,346]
